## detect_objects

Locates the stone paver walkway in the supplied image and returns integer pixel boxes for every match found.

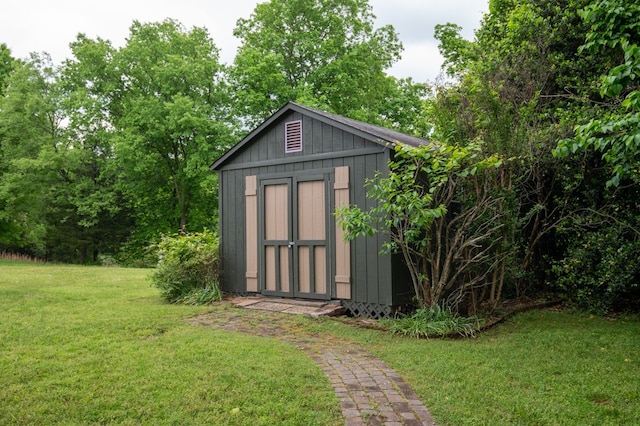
[188,303,436,425]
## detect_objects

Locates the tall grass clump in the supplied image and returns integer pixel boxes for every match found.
[0,251,45,263]
[150,231,221,304]
[386,304,482,338]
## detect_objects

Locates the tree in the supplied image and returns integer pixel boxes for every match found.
[52,37,135,262]
[554,0,640,186]
[66,19,235,245]
[0,44,16,243]
[112,20,233,237]
[429,0,617,298]
[0,54,63,255]
[231,0,426,132]
[549,0,640,312]
[0,43,15,96]
[0,52,132,262]
[1,20,235,262]
[430,0,640,313]
[337,143,505,312]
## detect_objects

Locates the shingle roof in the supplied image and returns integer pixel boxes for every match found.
[291,102,427,148]
[211,101,428,170]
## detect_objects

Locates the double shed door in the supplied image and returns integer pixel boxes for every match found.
[260,174,331,300]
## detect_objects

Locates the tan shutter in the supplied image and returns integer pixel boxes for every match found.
[245,175,258,292]
[334,166,351,299]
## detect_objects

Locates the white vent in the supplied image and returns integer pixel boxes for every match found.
[285,120,302,153]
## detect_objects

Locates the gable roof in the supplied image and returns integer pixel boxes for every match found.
[211,101,428,170]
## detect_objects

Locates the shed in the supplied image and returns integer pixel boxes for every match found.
[211,102,427,318]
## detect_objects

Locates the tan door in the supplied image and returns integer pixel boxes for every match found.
[260,176,330,299]
[262,179,292,296]
[294,179,328,299]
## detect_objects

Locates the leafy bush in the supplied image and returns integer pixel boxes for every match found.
[552,225,640,315]
[384,304,482,338]
[97,254,118,267]
[150,231,221,304]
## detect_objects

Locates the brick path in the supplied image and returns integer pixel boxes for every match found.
[188,306,436,425]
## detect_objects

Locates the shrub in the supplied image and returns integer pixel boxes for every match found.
[384,304,483,338]
[150,231,221,304]
[552,225,640,315]
[97,254,118,267]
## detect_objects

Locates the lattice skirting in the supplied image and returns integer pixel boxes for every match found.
[341,301,398,320]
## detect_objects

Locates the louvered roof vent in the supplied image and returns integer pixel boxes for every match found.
[285,120,302,153]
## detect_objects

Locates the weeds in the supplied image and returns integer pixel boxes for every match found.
[0,251,45,263]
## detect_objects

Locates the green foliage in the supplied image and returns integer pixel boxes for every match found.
[230,0,428,135]
[552,224,640,314]
[554,0,640,187]
[0,43,15,96]
[337,142,506,312]
[385,304,482,338]
[434,23,476,77]
[550,165,640,314]
[107,19,233,234]
[0,53,134,263]
[151,231,221,304]
[430,0,640,315]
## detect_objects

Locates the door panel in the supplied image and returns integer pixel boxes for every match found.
[314,246,327,295]
[297,180,325,240]
[279,246,290,292]
[265,184,288,240]
[298,246,311,294]
[265,246,276,291]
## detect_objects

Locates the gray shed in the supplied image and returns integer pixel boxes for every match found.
[211,102,426,318]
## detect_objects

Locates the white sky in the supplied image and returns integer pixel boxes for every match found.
[0,0,488,83]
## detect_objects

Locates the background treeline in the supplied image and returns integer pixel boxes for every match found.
[1,0,637,314]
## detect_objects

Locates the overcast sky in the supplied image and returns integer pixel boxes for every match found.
[0,0,488,83]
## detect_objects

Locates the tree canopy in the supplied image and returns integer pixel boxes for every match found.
[0,20,235,262]
[230,0,428,133]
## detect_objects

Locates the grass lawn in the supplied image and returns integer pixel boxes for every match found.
[319,309,640,425]
[0,262,341,425]
[2,261,639,425]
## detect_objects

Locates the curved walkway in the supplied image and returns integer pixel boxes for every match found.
[188,306,436,426]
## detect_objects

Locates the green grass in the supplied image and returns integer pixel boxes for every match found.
[0,261,341,425]
[2,261,639,425]
[320,311,640,425]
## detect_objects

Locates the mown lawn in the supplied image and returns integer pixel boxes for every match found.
[2,261,639,425]
[0,262,341,425]
[319,306,640,425]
